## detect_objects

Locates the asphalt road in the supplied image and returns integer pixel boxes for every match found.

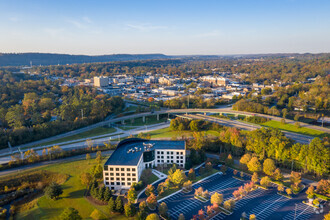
[0,150,113,177]
[2,107,327,156]
[181,114,313,144]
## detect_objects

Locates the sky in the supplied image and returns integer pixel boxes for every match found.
[0,0,330,55]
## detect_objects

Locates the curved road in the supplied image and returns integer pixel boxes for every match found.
[0,107,327,158]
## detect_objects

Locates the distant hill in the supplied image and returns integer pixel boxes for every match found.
[0,53,171,67]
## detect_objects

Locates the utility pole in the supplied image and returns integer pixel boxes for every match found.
[81,109,84,119]
[291,160,294,172]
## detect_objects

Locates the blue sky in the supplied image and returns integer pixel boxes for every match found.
[0,0,329,55]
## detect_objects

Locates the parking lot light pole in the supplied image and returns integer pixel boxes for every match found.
[294,204,297,220]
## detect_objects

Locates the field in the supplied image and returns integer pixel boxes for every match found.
[119,115,168,127]
[15,155,129,220]
[144,127,220,139]
[32,127,117,147]
[261,120,325,137]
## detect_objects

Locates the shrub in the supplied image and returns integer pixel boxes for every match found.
[60,207,82,220]
[44,182,63,200]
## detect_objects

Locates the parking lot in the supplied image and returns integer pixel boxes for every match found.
[160,168,328,220]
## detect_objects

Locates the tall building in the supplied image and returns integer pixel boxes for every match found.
[94,76,109,87]
[103,138,186,190]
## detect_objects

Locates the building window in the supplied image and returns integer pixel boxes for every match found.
[157,151,160,154]
[171,160,173,163]
[162,160,164,162]
[181,156,183,159]
[171,152,173,155]
[161,151,164,154]
[121,168,124,171]
[167,160,170,163]
[105,177,109,180]
[121,178,125,181]
[105,172,109,176]
[116,168,119,171]
[177,152,179,155]
[167,152,169,154]
[110,173,114,176]
[105,181,109,185]
[116,173,120,176]
[127,173,131,176]
[171,156,173,159]
[181,160,183,163]
[127,168,130,171]
[181,152,183,155]
[110,168,113,171]
[161,156,164,159]
[133,178,136,181]
[128,182,131,185]
[121,182,125,185]
[110,182,114,185]
[116,182,120,185]
[111,177,114,180]
[132,173,136,176]
[158,160,160,163]
[157,156,160,159]
[177,156,180,159]
[121,173,125,176]
[127,178,131,181]
[132,168,136,171]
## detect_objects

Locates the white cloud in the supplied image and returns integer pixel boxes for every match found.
[82,16,92,24]
[125,23,167,31]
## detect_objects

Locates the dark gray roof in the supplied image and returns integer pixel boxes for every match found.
[104,138,185,166]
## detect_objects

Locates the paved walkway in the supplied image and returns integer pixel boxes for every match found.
[152,169,168,179]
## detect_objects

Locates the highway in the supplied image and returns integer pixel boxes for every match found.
[179,114,313,144]
[0,107,327,162]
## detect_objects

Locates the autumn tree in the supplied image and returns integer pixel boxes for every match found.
[251,172,259,184]
[247,157,262,172]
[146,193,157,210]
[263,158,276,176]
[127,187,137,203]
[211,192,223,206]
[159,202,168,217]
[145,185,155,197]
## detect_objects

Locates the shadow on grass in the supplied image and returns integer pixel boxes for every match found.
[66,189,86,198]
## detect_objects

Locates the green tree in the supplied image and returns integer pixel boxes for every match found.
[91,164,103,179]
[44,182,63,200]
[5,105,24,128]
[124,201,136,217]
[189,120,200,131]
[263,158,276,176]
[115,196,124,213]
[247,157,262,172]
[108,197,115,213]
[104,187,111,201]
[60,207,82,220]
[127,187,137,203]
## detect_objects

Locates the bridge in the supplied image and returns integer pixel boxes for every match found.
[2,108,328,154]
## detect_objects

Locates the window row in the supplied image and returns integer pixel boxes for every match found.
[156,151,183,155]
[157,160,184,164]
[104,172,136,177]
[108,167,136,172]
[105,182,133,186]
[105,177,136,182]
[157,156,184,159]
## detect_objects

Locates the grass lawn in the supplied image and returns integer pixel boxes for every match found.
[15,156,130,220]
[32,127,117,148]
[119,115,168,127]
[261,120,325,137]
[144,127,219,139]
[194,168,218,182]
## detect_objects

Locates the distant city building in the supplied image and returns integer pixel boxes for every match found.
[103,138,186,190]
[201,76,229,86]
[94,76,109,87]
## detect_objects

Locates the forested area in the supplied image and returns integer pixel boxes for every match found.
[170,118,330,178]
[0,70,124,149]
